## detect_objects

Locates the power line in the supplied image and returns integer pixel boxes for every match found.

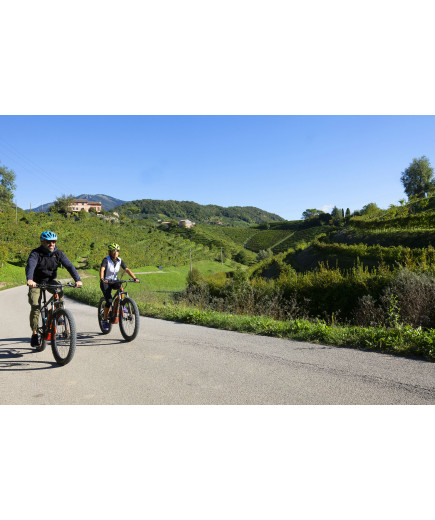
[0,137,73,207]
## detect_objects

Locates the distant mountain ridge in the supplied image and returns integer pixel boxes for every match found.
[28,194,126,213]
[114,199,285,225]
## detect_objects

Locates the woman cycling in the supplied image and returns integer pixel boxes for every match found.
[100,243,139,331]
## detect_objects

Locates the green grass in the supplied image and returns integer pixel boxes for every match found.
[134,260,235,292]
[64,259,235,302]
[0,262,26,289]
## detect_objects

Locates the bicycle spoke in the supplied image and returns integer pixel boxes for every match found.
[119,297,140,341]
[51,309,76,365]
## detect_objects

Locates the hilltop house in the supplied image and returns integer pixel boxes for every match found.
[160,219,195,229]
[68,199,102,213]
[179,219,195,228]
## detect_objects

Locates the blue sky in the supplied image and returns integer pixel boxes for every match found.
[1,115,435,221]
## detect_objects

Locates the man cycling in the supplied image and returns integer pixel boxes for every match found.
[100,243,139,331]
[26,231,82,347]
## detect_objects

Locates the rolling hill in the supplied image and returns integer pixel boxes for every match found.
[114,199,285,226]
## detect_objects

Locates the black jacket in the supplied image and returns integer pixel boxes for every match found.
[25,245,81,284]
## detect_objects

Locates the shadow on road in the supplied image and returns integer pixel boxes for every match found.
[76,332,128,346]
[0,339,58,370]
[0,332,131,371]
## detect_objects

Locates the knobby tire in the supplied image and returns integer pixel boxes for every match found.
[51,308,76,366]
[119,297,140,341]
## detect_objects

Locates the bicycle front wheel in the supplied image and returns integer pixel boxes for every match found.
[119,297,140,341]
[51,309,76,366]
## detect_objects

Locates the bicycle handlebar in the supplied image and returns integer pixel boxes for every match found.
[36,282,80,289]
[105,279,140,285]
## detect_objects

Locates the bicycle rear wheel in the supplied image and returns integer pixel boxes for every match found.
[98,297,112,334]
[51,309,76,366]
[119,297,140,341]
[36,310,47,352]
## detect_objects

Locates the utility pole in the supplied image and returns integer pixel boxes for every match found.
[190,248,192,273]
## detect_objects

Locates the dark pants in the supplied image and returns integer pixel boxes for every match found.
[100,281,113,308]
[100,280,122,308]
[28,281,63,331]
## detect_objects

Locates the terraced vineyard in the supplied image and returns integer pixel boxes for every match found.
[271,226,333,254]
[243,225,333,254]
[207,226,259,247]
[166,225,242,256]
[245,229,295,252]
[331,228,435,248]
[349,209,435,229]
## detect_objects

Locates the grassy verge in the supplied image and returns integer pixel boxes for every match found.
[64,275,435,362]
[132,260,234,293]
[0,262,26,290]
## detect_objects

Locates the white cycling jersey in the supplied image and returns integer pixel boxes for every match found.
[101,255,127,281]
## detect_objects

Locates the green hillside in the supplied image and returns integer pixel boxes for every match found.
[245,229,295,252]
[200,226,258,247]
[161,224,258,264]
[114,199,284,226]
[0,206,231,287]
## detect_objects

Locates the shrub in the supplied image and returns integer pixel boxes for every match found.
[186,267,203,286]
[387,268,435,328]
[353,268,435,328]
[352,295,384,327]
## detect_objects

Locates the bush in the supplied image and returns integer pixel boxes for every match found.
[186,267,203,286]
[234,249,252,265]
[353,268,435,328]
[387,268,435,328]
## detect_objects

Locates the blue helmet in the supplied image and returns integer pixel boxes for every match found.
[40,231,58,241]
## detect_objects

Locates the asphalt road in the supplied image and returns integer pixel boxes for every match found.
[1,285,434,404]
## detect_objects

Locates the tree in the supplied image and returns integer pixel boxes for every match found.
[400,156,434,199]
[0,162,16,205]
[302,209,324,220]
[50,194,75,214]
[234,249,250,265]
[330,206,344,225]
[360,202,382,218]
[186,267,203,286]
[345,208,351,218]
[256,249,273,262]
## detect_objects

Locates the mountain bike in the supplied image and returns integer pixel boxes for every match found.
[35,282,79,366]
[98,279,140,341]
